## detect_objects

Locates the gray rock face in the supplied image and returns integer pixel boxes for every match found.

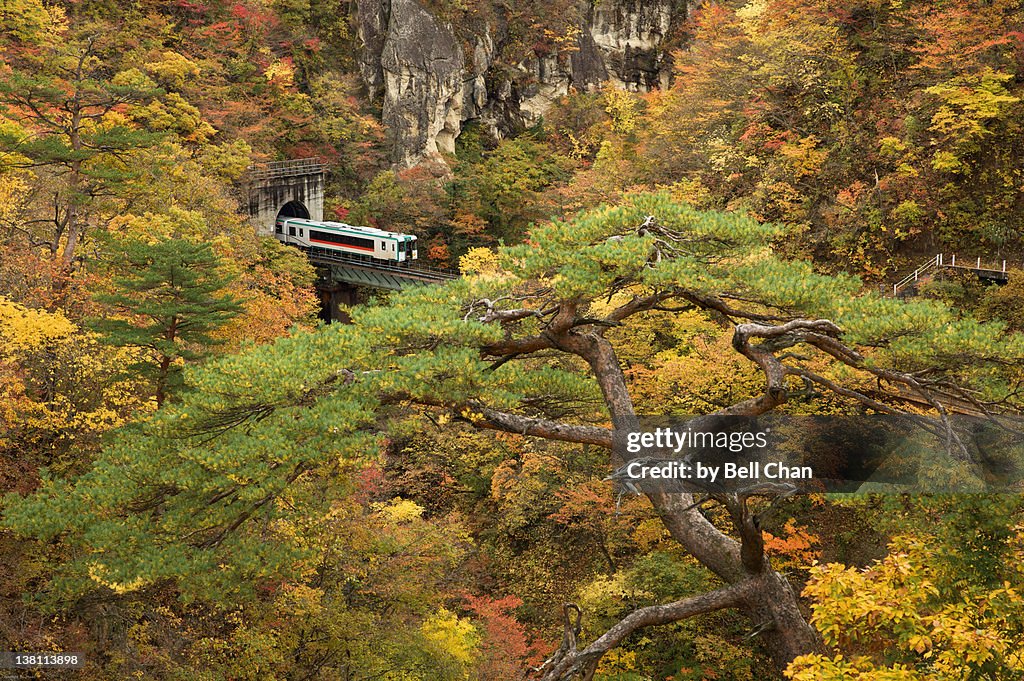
[361,0,465,167]
[515,0,678,117]
[355,0,389,100]
[357,0,685,166]
[587,0,677,90]
[462,28,495,121]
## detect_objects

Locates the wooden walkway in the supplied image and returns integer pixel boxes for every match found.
[892,254,1011,297]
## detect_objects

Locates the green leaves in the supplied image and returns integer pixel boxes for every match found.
[503,192,784,298]
[2,320,383,605]
[90,237,242,405]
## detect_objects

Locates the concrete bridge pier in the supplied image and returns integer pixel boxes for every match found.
[316,276,360,323]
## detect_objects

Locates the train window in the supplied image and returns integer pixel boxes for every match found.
[299,229,304,237]
[289,227,296,236]
[275,224,282,234]
[309,229,374,250]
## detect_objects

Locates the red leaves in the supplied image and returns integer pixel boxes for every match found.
[463,593,547,673]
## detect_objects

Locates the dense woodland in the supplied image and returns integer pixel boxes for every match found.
[2,0,1024,679]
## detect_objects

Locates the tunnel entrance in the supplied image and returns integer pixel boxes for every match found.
[276,200,310,220]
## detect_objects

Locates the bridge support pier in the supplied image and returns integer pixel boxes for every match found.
[316,278,360,323]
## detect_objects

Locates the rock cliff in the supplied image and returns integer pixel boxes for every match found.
[356,0,686,166]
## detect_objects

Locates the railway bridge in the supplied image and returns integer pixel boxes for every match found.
[243,159,457,320]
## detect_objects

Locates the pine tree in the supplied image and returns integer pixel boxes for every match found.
[91,238,242,406]
[7,194,1023,676]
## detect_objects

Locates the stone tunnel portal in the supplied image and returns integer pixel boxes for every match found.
[245,158,324,236]
[276,200,310,221]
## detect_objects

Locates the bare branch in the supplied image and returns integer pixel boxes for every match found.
[681,291,787,323]
[467,404,613,448]
[531,580,757,681]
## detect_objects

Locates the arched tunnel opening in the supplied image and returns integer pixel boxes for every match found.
[276,200,310,221]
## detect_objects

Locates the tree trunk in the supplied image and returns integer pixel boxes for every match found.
[544,328,823,671]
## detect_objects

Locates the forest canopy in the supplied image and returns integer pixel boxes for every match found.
[1,1,1024,680]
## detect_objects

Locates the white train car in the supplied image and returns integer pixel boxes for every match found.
[275,218,418,263]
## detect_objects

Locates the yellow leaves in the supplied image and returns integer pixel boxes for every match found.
[420,608,479,668]
[111,67,157,90]
[143,51,200,89]
[459,407,484,423]
[602,87,642,135]
[735,0,768,25]
[799,528,1024,680]
[786,653,925,681]
[878,136,908,159]
[278,584,324,619]
[264,59,296,88]
[0,295,75,356]
[372,497,425,524]
[907,634,932,654]
[0,0,66,44]
[926,70,1020,139]
[541,24,582,54]
[577,572,653,619]
[0,172,29,227]
[620,311,765,415]
[200,139,253,182]
[658,177,715,208]
[131,93,215,144]
[778,135,827,179]
[458,247,501,276]
[632,517,671,551]
[88,561,149,594]
[930,151,964,174]
[0,301,150,451]
[107,208,208,243]
[596,647,640,676]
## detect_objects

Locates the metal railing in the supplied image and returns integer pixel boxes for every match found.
[892,253,1012,296]
[247,158,325,181]
[940,252,1009,274]
[304,246,458,283]
[892,254,942,296]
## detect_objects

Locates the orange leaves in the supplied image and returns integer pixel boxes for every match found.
[763,518,820,570]
[427,243,451,264]
[910,0,1024,78]
[547,479,617,526]
[216,262,318,353]
[452,210,489,238]
[463,593,546,674]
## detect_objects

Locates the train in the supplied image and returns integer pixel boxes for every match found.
[275,217,418,263]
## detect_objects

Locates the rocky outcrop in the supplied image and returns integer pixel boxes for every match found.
[355,0,389,100]
[462,27,495,121]
[587,0,676,90]
[359,0,465,167]
[356,0,686,167]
